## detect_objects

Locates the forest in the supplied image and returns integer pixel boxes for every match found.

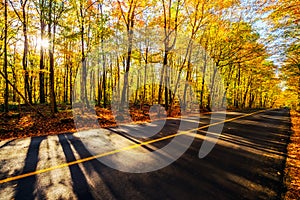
[1,1,300,198]
[0,0,299,135]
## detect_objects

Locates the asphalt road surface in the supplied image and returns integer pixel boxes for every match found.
[0,109,291,200]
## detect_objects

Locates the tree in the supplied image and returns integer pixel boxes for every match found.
[9,0,33,104]
[33,0,47,104]
[3,0,9,113]
[115,0,139,111]
[265,0,300,108]
[281,44,300,108]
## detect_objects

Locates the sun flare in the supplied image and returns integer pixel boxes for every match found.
[36,38,49,49]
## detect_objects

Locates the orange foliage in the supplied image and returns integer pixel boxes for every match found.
[284,110,300,200]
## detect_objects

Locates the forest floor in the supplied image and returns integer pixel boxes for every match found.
[0,104,184,141]
[283,110,300,200]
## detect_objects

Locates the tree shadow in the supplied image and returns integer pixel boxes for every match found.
[14,136,46,200]
[0,139,16,149]
[57,134,94,200]
[65,133,173,199]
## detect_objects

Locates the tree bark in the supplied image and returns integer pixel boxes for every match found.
[4,0,9,113]
[39,0,46,104]
[200,50,208,109]
[48,0,58,114]
[22,1,32,104]
[79,1,89,108]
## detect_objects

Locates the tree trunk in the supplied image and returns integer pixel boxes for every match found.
[234,64,241,108]
[200,51,208,109]
[69,64,73,104]
[102,43,107,108]
[97,67,102,106]
[183,46,193,111]
[64,58,69,103]
[48,0,58,114]
[241,77,252,108]
[79,2,89,108]
[120,28,134,111]
[141,46,149,109]
[39,0,46,104]
[4,0,9,113]
[158,63,165,105]
[22,2,32,104]
[164,53,169,111]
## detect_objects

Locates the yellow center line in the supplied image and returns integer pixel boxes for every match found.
[0,109,270,184]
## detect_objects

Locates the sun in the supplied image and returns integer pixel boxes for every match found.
[36,38,49,49]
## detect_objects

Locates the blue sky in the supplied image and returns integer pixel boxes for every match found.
[240,0,286,67]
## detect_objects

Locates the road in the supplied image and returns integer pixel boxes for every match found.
[0,109,291,200]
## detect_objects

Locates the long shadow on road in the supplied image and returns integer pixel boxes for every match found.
[58,134,94,200]
[14,136,46,200]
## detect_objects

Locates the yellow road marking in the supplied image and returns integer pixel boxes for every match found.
[0,109,270,184]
